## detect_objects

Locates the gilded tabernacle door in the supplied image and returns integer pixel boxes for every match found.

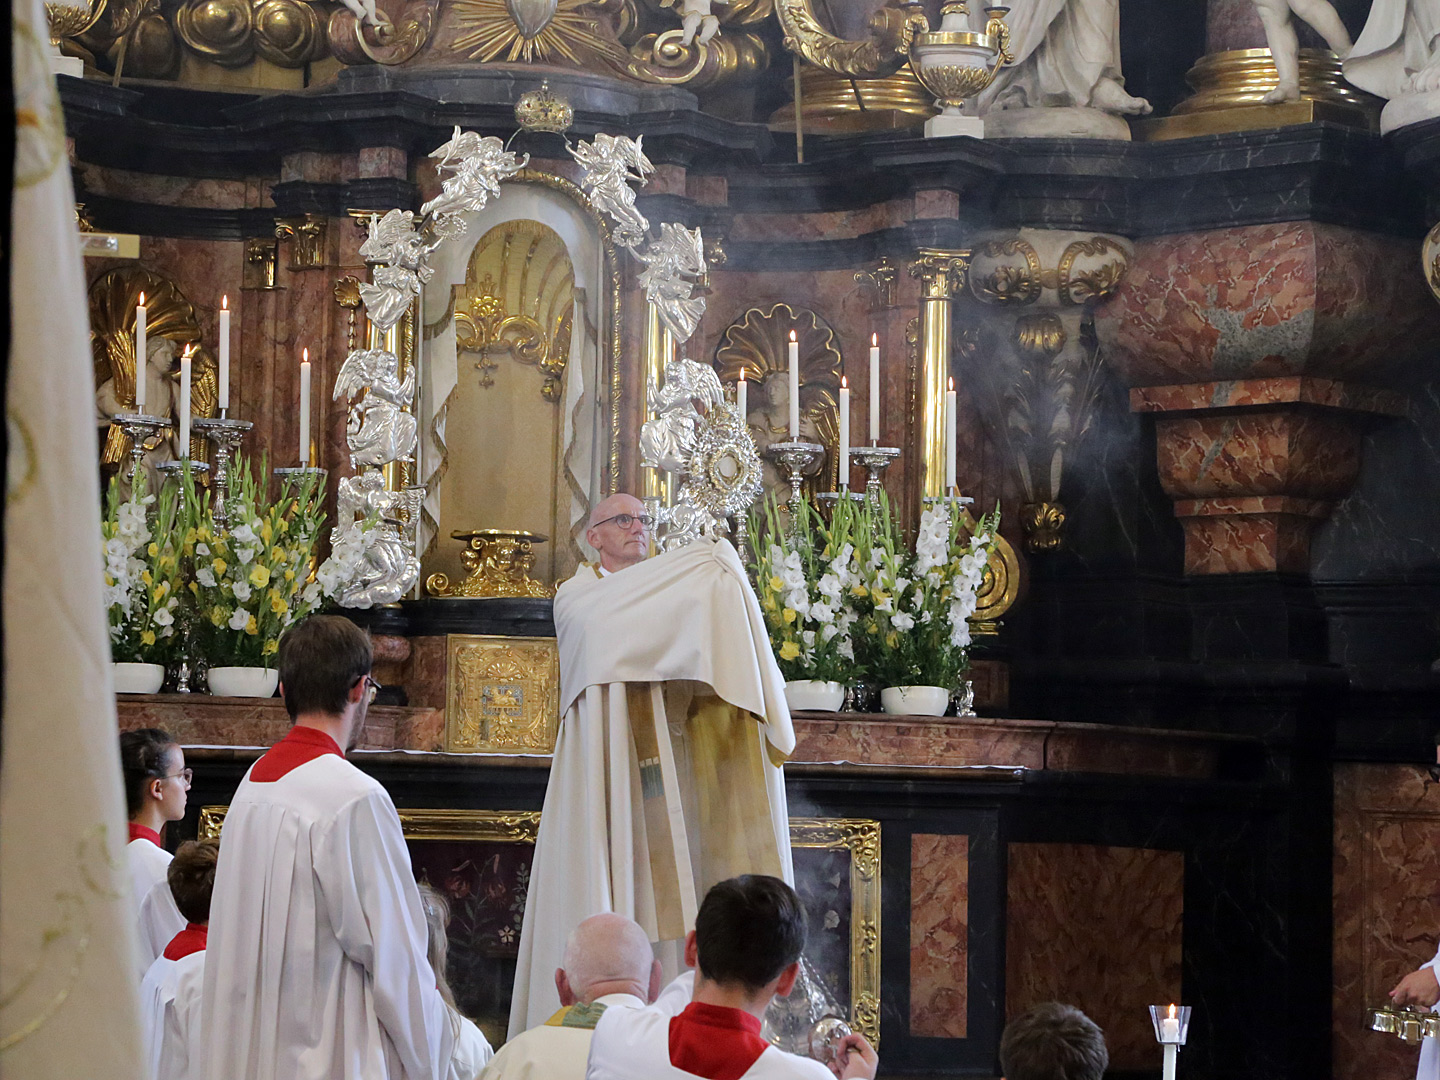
[419,174,618,591]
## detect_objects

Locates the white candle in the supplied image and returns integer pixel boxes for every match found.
[1161,1005,1180,1043]
[788,330,800,440]
[299,348,312,467]
[737,369,747,422]
[945,377,957,494]
[1162,1044,1177,1080]
[135,292,147,414]
[218,295,231,412]
[838,377,850,490]
[178,346,193,457]
[869,333,880,444]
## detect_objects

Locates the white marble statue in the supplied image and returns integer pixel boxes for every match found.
[338,0,388,29]
[1344,0,1440,132]
[662,0,730,47]
[973,0,1151,138]
[1250,0,1352,103]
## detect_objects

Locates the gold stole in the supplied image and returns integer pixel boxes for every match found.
[626,684,784,943]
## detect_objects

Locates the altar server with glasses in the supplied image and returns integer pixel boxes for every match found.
[202,615,454,1080]
[121,727,189,977]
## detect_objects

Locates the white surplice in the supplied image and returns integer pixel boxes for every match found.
[508,539,795,1038]
[201,744,456,1080]
[448,1016,495,1080]
[128,839,184,978]
[585,1004,832,1080]
[480,993,645,1080]
[143,950,205,1080]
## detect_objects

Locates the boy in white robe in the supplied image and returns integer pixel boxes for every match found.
[587,876,877,1080]
[998,1002,1109,1080]
[140,839,218,1080]
[201,615,456,1080]
[481,913,659,1080]
[121,727,189,975]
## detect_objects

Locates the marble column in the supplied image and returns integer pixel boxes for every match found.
[1095,221,1440,575]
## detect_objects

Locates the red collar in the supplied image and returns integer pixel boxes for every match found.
[162,923,208,961]
[128,823,164,848]
[250,725,343,783]
[669,1002,769,1080]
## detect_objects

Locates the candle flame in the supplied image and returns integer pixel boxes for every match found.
[302,348,309,363]
[789,329,797,342]
[841,375,848,388]
[871,332,878,347]
[1168,1004,1177,1020]
[738,369,745,382]
[182,344,194,358]
[138,292,145,306]
[222,295,228,310]
[948,376,955,391]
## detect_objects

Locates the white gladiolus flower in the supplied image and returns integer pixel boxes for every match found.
[231,523,257,545]
[821,624,840,642]
[153,608,174,627]
[232,581,252,602]
[817,573,842,599]
[229,608,251,630]
[196,568,217,587]
[103,538,128,560]
[196,542,210,557]
[892,612,915,631]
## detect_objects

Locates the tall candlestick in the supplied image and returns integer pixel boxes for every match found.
[945,377,957,493]
[838,377,851,490]
[736,369,747,421]
[218,295,231,412]
[299,348,312,467]
[788,330,800,439]
[135,292,148,413]
[1162,1044,1176,1080]
[178,345,193,456]
[868,333,880,444]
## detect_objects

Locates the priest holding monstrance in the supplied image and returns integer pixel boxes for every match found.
[508,491,796,1036]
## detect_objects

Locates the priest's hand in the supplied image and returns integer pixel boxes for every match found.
[1391,966,1440,1008]
[831,1032,878,1080]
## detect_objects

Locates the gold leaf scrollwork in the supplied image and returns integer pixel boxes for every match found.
[446,635,561,753]
[174,0,255,66]
[774,0,911,78]
[326,0,437,66]
[1056,236,1129,307]
[967,237,1043,306]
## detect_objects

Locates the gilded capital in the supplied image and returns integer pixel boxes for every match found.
[908,248,970,299]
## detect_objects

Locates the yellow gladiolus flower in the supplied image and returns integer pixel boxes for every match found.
[245,615,258,636]
[761,595,777,613]
[886,631,899,649]
[212,558,227,576]
[778,641,801,661]
[283,568,296,582]
[781,608,797,624]
[249,565,271,589]
[141,570,153,586]
[104,573,115,587]
[210,606,227,627]
[140,630,156,646]
[277,519,289,534]
[263,639,279,656]
[184,528,197,546]
[850,584,868,598]
[147,542,159,558]
[261,521,274,543]
[270,595,287,614]
[768,575,785,592]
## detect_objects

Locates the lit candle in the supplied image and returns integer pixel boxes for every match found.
[945,377,957,494]
[788,330,800,440]
[218,295,230,412]
[1161,1004,1180,1080]
[178,345,193,457]
[869,333,880,444]
[135,292,147,414]
[299,348,312,467]
[838,376,851,490]
[737,369,747,422]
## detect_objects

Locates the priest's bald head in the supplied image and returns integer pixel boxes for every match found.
[585,493,651,573]
[556,913,661,1007]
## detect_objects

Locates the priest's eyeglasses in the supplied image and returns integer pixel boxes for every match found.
[592,512,652,531]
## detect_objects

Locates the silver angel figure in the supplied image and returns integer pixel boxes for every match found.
[334,348,418,469]
[570,133,654,249]
[637,222,708,343]
[358,210,441,333]
[420,128,528,222]
[640,356,725,473]
[331,472,422,608]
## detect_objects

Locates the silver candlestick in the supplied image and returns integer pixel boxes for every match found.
[193,416,254,533]
[156,460,211,483]
[851,445,900,506]
[763,440,824,537]
[274,466,329,482]
[112,412,174,488]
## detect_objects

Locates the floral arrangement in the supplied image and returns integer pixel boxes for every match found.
[747,493,999,691]
[102,473,185,664]
[746,495,858,683]
[188,460,328,669]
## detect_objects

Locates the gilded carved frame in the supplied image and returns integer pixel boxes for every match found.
[197,808,880,1042]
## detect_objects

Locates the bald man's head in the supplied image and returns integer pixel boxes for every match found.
[555,913,661,1006]
[585,493,650,572]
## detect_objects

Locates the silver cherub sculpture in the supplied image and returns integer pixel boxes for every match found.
[637,222,708,343]
[570,133,654,249]
[333,348,417,470]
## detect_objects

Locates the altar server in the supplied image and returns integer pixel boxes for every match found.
[417,883,495,1080]
[140,839,218,1080]
[586,875,878,1080]
[998,1003,1108,1080]
[510,494,797,1036]
[201,615,456,1080]
[481,913,659,1080]
[121,727,189,976]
